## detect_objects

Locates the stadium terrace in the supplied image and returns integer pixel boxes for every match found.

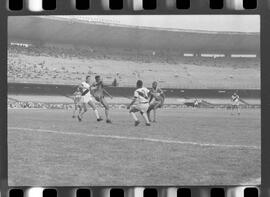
[8,16,259,55]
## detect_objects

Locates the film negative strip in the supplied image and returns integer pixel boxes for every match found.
[1,0,269,197]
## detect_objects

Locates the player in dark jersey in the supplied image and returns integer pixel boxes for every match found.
[147,81,165,122]
[90,75,113,123]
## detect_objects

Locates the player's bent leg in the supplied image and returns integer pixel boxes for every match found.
[156,102,163,109]
[147,104,155,122]
[129,107,139,113]
[139,104,150,126]
[142,112,151,126]
[152,102,161,122]
[129,106,140,126]
[87,100,96,110]
[100,98,112,123]
[77,105,82,116]
[147,104,154,112]
[237,105,240,115]
[153,109,157,122]
[88,100,103,121]
[147,109,152,122]
[72,104,77,118]
[78,104,82,112]
[78,103,87,122]
[130,111,140,126]
[147,111,152,122]
[231,104,235,115]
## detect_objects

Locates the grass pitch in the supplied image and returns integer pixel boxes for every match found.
[8,108,260,186]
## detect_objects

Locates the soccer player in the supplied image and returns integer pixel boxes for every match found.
[90,75,113,123]
[77,75,102,122]
[127,80,151,126]
[147,81,165,122]
[231,92,240,115]
[72,86,82,118]
[194,98,199,108]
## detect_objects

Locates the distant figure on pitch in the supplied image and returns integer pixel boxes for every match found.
[147,81,165,122]
[194,98,199,108]
[91,75,113,123]
[72,86,82,118]
[231,92,240,115]
[77,75,103,122]
[127,80,151,126]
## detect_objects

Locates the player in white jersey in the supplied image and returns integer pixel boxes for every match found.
[127,80,151,126]
[231,92,240,115]
[77,75,102,122]
[147,81,165,122]
[72,86,82,118]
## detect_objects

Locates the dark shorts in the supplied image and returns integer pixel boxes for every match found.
[149,100,163,109]
[94,96,104,102]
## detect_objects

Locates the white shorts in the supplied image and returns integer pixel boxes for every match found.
[81,93,94,103]
[131,103,149,113]
[232,101,240,106]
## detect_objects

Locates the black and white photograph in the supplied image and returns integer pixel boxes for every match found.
[7,15,260,186]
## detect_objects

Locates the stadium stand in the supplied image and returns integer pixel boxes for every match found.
[8,44,260,89]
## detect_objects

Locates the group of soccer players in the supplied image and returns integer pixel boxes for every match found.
[127,80,165,126]
[72,75,112,123]
[72,74,243,125]
[72,75,165,126]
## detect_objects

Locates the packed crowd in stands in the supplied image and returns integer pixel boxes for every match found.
[9,44,97,60]
[8,43,260,89]
[8,44,181,64]
[8,44,260,67]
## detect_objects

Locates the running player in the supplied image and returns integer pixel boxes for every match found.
[127,80,151,126]
[231,92,240,115]
[147,81,165,122]
[194,98,199,108]
[72,86,82,118]
[90,75,112,123]
[77,75,102,122]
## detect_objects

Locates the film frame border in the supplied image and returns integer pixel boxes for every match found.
[1,0,269,196]
[5,0,262,11]
[3,186,263,197]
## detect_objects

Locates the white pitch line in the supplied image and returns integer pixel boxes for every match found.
[8,127,260,150]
